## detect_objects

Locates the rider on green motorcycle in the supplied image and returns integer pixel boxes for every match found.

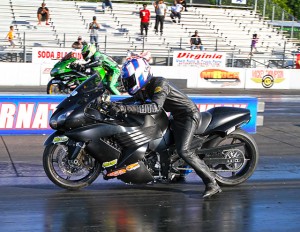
[75,44,121,95]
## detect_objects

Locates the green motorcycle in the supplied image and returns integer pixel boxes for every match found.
[47,52,125,95]
[47,52,95,94]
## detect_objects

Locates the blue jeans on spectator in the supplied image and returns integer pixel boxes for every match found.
[90,35,99,48]
[191,45,204,51]
[102,2,113,11]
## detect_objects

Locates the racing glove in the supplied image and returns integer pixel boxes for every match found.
[108,103,127,116]
[71,63,86,72]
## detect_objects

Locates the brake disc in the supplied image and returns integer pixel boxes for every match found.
[56,146,86,176]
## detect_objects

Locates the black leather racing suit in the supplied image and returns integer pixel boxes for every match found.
[120,76,216,185]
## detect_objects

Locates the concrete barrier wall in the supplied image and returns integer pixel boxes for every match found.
[0,63,299,90]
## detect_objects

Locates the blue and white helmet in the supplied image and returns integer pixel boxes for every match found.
[121,57,152,95]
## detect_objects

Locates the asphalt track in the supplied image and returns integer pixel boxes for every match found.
[1,87,300,232]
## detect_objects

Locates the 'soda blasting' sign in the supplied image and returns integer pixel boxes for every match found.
[32,47,82,64]
[0,95,258,135]
[173,51,226,68]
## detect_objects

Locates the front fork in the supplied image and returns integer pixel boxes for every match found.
[68,141,85,160]
[44,132,86,161]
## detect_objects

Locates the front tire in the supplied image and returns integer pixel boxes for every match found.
[43,144,102,190]
[47,81,62,94]
[203,129,259,186]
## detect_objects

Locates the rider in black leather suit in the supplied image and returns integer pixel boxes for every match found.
[109,58,221,198]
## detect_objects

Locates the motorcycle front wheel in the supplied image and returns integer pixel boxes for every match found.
[203,129,259,187]
[47,82,62,94]
[43,144,102,190]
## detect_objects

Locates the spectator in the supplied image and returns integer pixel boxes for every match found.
[216,0,222,7]
[179,0,188,11]
[37,2,50,25]
[170,1,183,24]
[140,4,151,36]
[5,26,15,48]
[102,0,113,12]
[72,36,86,49]
[190,30,203,50]
[296,54,300,69]
[89,16,100,48]
[250,33,259,55]
[153,0,167,35]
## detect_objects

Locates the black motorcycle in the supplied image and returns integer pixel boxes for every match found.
[43,74,259,190]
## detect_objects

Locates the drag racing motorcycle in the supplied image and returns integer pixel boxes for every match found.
[43,74,259,190]
[47,52,124,95]
[47,52,90,94]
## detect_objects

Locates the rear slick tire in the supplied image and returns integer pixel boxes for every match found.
[204,129,259,187]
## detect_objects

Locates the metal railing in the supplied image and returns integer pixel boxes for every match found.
[1,33,297,68]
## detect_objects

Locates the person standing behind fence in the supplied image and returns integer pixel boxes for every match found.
[190,30,203,50]
[140,4,150,36]
[153,0,167,36]
[5,26,15,48]
[89,16,100,49]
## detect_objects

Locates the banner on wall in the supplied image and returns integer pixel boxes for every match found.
[172,51,226,68]
[32,47,82,64]
[245,69,289,89]
[187,67,246,88]
[0,95,257,135]
[232,0,247,4]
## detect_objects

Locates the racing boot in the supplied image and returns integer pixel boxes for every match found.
[203,180,222,199]
[180,151,222,198]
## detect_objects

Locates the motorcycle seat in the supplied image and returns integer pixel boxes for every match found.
[195,111,212,135]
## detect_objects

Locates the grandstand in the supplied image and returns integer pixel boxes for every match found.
[0,0,298,67]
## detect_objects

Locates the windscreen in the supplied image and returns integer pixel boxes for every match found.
[57,73,104,109]
[60,52,74,62]
[75,73,104,94]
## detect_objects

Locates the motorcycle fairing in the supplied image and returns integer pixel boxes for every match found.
[198,107,251,136]
[113,161,154,184]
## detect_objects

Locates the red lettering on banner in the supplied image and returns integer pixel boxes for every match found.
[252,70,284,79]
[0,103,16,128]
[38,51,55,59]
[177,52,223,60]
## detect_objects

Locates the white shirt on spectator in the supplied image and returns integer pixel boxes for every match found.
[156,3,167,16]
[171,4,183,13]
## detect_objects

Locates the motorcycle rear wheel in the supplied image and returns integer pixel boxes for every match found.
[43,144,102,190]
[203,129,259,187]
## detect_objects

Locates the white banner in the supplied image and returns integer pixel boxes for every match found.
[172,51,226,68]
[232,0,247,4]
[245,69,290,89]
[188,67,246,88]
[32,47,82,64]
